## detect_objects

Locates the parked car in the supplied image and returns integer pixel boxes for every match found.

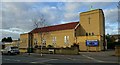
[1,46,20,55]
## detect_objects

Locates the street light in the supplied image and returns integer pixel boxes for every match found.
[40,43,43,56]
[40,32,43,56]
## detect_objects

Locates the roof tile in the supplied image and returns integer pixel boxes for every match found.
[30,22,79,33]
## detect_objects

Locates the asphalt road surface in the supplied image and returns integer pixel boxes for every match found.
[1,50,120,65]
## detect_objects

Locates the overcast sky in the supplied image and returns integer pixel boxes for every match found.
[0,1,119,40]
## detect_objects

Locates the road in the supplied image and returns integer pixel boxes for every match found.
[1,50,120,65]
[2,54,98,63]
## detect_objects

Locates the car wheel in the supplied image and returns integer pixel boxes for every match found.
[1,52,3,55]
[17,52,20,54]
[8,51,11,55]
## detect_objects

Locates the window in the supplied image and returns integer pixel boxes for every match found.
[34,39,37,45]
[64,36,67,43]
[86,33,88,36]
[64,36,69,44]
[42,38,46,46]
[89,33,91,35]
[52,36,56,44]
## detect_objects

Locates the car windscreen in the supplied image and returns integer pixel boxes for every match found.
[11,47,18,49]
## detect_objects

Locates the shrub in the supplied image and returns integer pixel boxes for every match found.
[66,46,71,49]
[107,42,120,49]
[34,45,38,48]
[47,45,54,48]
[107,42,115,49]
[71,43,79,48]
[115,42,120,45]
[38,45,46,48]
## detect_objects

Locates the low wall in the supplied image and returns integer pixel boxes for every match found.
[34,47,79,55]
[55,47,79,55]
[34,48,49,54]
[115,45,120,56]
[19,48,27,53]
[77,36,103,51]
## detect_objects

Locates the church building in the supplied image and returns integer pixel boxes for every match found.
[20,9,106,52]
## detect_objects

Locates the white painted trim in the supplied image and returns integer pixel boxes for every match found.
[75,23,80,30]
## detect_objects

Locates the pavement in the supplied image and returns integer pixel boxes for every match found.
[1,50,120,64]
[79,50,119,63]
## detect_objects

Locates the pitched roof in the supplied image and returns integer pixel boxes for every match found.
[30,22,79,33]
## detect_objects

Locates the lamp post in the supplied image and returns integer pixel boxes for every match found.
[28,34,31,55]
[28,33,32,55]
[40,43,43,56]
[17,38,20,48]
[40,32,43,56]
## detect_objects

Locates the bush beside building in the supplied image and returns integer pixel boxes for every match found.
[34,47,79,55]
[34,44,79,55]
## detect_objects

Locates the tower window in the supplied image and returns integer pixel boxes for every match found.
[92,32,94,35]
[89,33,91,35]
[86,33,88,36]
[88,16,91,24]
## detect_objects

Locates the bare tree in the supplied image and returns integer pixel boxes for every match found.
[33,15,47,28]
[31,14,49,56]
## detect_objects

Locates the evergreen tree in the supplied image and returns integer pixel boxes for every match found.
[1,37,13,42]
[7,37,12,42]
[1,37,7,42]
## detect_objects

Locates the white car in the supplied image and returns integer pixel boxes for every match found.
[1,46,20,55]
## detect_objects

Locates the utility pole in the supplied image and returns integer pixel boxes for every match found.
[117,1,120,64]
